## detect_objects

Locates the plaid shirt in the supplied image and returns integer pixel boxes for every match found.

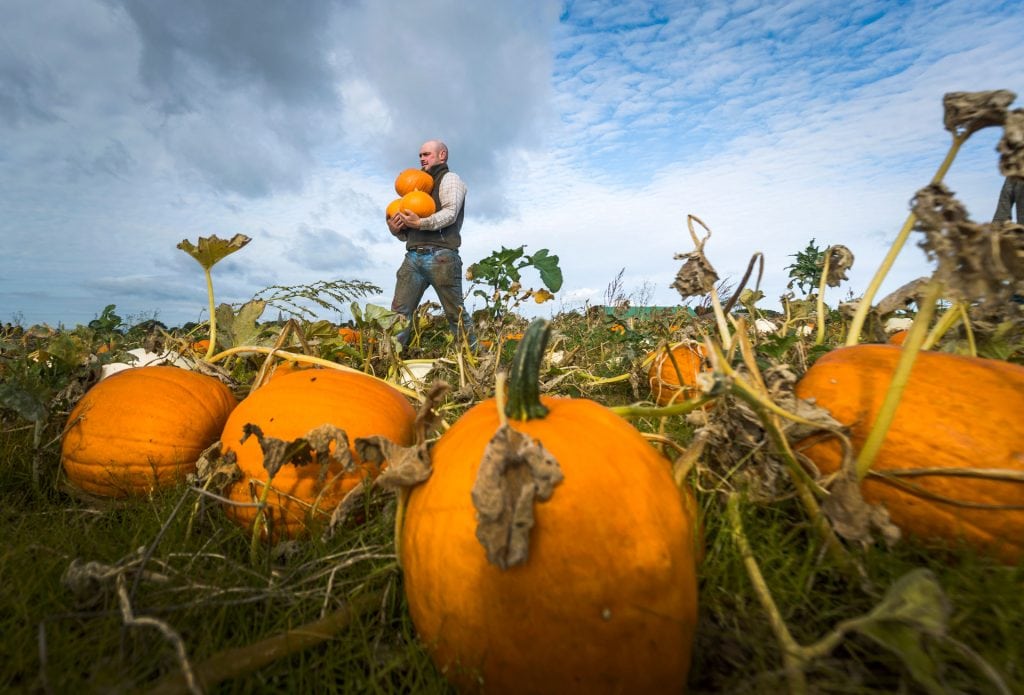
[419,171,467,231]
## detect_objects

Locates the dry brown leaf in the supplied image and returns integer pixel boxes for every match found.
[998,109,1024,177]
[471,424,563,570]
[913,183,1024,315]
[942,89,1015,138]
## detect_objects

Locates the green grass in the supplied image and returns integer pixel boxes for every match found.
[1,312,1022,693]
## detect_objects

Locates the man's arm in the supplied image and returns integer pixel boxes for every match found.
[399,173,466,230]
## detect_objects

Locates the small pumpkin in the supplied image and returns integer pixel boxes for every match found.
[338,326,359,344]
[887,329,909,346]
[795,344,1024,563]
[385,198,404,219]
[647,341,708,406]
[401,319,701,693]
[394,168,434,197]
[221,369,417,539]
[61,366,237,498]
[397,190,436,218]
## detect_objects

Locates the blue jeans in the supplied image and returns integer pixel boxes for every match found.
[391,247,476,349]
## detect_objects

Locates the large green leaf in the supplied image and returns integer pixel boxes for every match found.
[177,234,252,270]
[529,248,563,292]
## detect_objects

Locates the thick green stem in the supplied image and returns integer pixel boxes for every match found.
[505,318,551,421]
[845,135,965,346]
[203,267,217,361]
[855,280,942,480]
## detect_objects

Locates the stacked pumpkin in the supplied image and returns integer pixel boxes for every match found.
[795,345,1024,564]
[61,366,237,498]
[220,368,417,540]
[386,168,436,219]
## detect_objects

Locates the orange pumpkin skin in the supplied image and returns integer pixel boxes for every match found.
[647,342,707,406]
[402,396,701,693]
[394,168,434,196]
[221,369,416,539]
[61,366,237,498]
[795,345,1024,563]
[398,190,436,218]
[385,198,404,218]
[887,329,909,346]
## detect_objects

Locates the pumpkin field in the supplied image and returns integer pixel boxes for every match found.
[2,91,1024,693]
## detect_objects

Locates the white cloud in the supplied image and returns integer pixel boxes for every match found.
[1,0,1023,329]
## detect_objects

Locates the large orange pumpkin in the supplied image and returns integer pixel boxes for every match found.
[394,168,434,196]
[397,190,436,218]
[647,341,708,406]
[61,366,237,498]
[795,344,1024,563]
[221,369,417,539]
[401,320,701,693]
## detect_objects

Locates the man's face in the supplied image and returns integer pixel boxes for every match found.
[419,142,442,169]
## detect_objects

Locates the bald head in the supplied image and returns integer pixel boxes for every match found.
[419,140,449,169]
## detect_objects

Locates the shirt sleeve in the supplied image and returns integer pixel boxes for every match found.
[419,172,467,231]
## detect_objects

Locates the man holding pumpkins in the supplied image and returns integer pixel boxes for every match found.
[387,139,476,351]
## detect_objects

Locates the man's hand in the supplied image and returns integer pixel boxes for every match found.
[387,214,406,236]
[397,210,423,229]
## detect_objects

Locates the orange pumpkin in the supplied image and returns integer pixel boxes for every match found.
[647,342,708,406]
[401,320,701,693]
[268,360,313,381]
[795,344,1024,563]
[385,198,404,218]
[394,168,434,196]
[887,329,909,346]
[221,369,416,539]
[397,190,436,218]
[338,326,359,344]
[190,339,211,353]
[61,366,237,498]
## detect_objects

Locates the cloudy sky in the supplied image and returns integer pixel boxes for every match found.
[2,0,1022,329]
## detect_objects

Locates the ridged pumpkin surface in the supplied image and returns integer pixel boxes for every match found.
[398,190,436,218]
[61,366,237,498]
[795,344,1024,563]
[394,168,434,196]
[221,369,416,539]
[647,342,707,406]
[402,395,701,693]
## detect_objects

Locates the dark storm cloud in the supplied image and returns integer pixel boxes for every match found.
[116,0,340,113]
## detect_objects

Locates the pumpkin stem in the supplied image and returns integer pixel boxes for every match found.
[845,132,966,346]
[504,318,551,421]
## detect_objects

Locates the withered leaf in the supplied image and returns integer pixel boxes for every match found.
[825,245,854,287]
[177,233,252,271]
[942,90,1015,138]
[240,422,352,480]
[913,183,1024,313]
[357,435,433,489]
[998,109,1024,177]
[471,424,563,570]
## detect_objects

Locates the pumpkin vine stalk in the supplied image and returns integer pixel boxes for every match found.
[177,234,252,361]
[844,133,965,346]
[854,279,942,480]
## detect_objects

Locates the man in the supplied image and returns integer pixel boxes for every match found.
[388,140,476,350]
[992,175,1024,223]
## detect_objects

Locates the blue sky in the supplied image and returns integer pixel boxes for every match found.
[2,0,1022,328]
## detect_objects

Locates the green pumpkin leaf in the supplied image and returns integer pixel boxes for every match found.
[529,249,563,292]
[851,569,951,694]
[177,234,252,270]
